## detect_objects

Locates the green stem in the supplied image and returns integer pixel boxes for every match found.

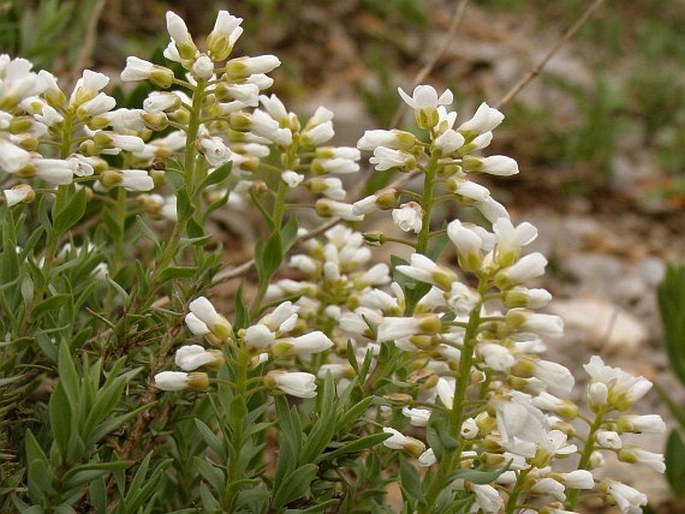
[421,279,486,513]
[249,180,288,318]
[224,348,250,511]
[566,411,605,509]
[154,80,206,274]
[416,155,438,255]
[505,469,531,514]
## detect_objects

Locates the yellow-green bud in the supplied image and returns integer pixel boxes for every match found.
[150,67,175,89]
[100,170,122,187]
[9,117,33,134]
[187,372,210,390]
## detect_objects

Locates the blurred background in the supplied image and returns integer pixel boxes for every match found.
[2,1,685,511]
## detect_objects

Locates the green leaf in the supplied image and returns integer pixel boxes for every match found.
[450,464,509,485]
[300,373,336,464]
[88,402,153,445]
[400,458,425,505]
[335,396,373,432]
[234,282,250,330]
[193,456,225,491]
[159,266,199,282]
[658,264,685,386]
[281,215,299,253]
[175,189,194,221]
[316,432,391,463]
[194,419,224,457]
[57,342,80,410]
[255,232,282,282]
[25,430,54,500]
[666,429,685,497]
[135,215,161,250]
[198,161,232,192]
[272,463,318,509]
[53,187,87,234]
[49,382,72,458]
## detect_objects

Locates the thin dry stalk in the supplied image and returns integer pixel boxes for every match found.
[389,0,470,129]
[495,0,607,109]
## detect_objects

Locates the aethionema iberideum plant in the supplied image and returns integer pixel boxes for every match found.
[0,8,665,514]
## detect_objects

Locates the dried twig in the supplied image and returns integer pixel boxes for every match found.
[495,0,607,109]
[67,0,107,88]
[389,0,470,128]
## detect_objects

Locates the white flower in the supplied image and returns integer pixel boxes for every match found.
[377,315,440,342]
[617,414,666,434]
[143,92,180,113]
[165,11,198,61]
[583,356,653,410]
[479,343,515,371]
[185,312,210,335]
[463,155,519,176]
[496,252,548,285]
[266,371,317,398]
[189,296,232,340]
[495,391,548,457]
[154,371,208,391]
[282,170,304,188]
[398,85,453,110]
[402,407,431,427]
[392,202,423,233]
[503,286,552,309]
[529,477,566,501]
[457,102,504,135]
[558,470,594,489]
[226,55,281,76]
[314,199,363,221]
[436,377,455,409]
[396,253,455,290]
[461,418,479,439]
[174,345,223,371]
[418,448,436,467]
[120,170,154,191]
[3,184,34,206]
[369,147,414,171]
[532,392,578,418]
[596,430,622,449]
[200,137,233,167]
[447,219,490,271]
[121,57,155,81]
[206,10,243,61]
[243,324,275,349]
[191,55,214,80]
[433,129,465,154]
[0,139,31,173]
[506,310,564,338]
[302,120,334,146]
[77,92,116,119]
[69,70,109,107]
[618,448,665,473]
[36,158,76,185]
[382,427,425,456]
[471,484,503,514]
[274,331,333,357]
[357,129,415,151]
[603,480,647,514]
[533,359,574,395]
[493,218,538,265]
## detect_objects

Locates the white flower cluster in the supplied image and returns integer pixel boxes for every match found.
[0,55,157,205]
[126,11,662,513]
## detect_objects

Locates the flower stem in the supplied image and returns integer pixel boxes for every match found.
[566,411,604,509]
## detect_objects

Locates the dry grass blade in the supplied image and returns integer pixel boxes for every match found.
[495,0,607,109]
